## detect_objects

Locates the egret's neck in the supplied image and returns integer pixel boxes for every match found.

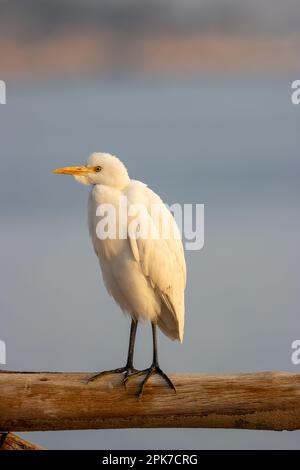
[91,182,128,203]
[116,172,130,191]
[94,179,130,193]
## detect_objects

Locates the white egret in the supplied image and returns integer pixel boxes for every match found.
[53,153,186,396]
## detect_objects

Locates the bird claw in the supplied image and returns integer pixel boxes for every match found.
[137,364,176,398]
[86,366,138,384]
[121,368,142,386]
[122,369,146,385]
[86,364,176,399]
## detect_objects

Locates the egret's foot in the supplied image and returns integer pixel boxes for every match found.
[86,366,138,384]
[124,364,176,397]
[122,369,146,385]
[122,367,140,384]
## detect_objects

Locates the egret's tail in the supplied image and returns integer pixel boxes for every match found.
[157,303,184,342]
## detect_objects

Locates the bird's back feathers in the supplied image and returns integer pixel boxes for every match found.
[88,179,186,342]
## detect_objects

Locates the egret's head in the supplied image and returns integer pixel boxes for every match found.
[53,153,130,189]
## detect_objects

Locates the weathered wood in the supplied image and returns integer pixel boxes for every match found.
[0,432,44,450]
[0,370,300,431]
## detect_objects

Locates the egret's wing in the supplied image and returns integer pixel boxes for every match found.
[126,181,186,341]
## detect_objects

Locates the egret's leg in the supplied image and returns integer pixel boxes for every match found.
[86,319,139,383]
[138,322,176,397]
[123,322,176,397]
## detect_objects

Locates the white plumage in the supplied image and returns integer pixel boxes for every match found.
[86,153,186,341]
[53,152,186,394]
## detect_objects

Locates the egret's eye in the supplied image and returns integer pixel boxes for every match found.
[95,166,102,173]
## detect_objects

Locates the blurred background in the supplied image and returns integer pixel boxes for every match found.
[1,0,300,78]
[0,0,300,450]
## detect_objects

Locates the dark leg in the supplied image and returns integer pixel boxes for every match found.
[138,323,176,397]
[87,319,139,383]
[125,318,138,370]
[124,322,176,397]
[152,321,159,365]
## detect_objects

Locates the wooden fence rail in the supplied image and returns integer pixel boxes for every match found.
[1,370,300,432]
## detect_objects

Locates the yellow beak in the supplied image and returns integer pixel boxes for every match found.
[52,166,91,175]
